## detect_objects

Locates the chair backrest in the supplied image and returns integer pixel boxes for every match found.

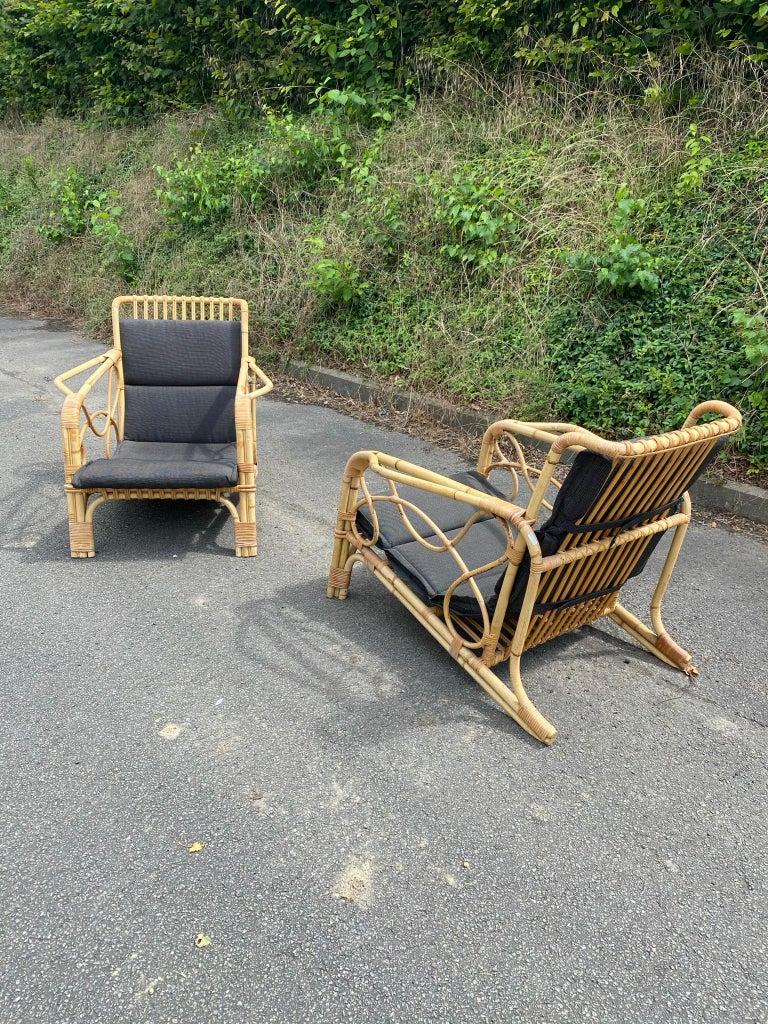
[514,403,741,641]
[113,296,246,444]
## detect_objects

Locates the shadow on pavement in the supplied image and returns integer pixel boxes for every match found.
[235,572,686,748]
[18,495,235,563]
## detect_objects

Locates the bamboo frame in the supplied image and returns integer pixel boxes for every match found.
[54,295,273,558]
[327,401,742,744]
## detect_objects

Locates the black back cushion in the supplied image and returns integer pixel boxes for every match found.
[120,319,242,443]
[500,451,613,614]
[501,441,723,617]
[120,319,242,385]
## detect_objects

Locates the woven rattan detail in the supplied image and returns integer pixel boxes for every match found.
[234,521,258,546]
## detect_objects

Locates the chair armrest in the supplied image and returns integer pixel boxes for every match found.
[242,356,273,399]
[345,449,541,558]
[55,349,122,477]
[482,418,583,449]
[341,450,544,646]
[54,349,121,407]
[477,418,580,515]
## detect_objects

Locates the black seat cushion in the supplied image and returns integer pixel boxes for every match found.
[386,519,509,616]
[355,469,521,548]
[356,469,524,617]
[72,441,239,490]
[120,318,242,444]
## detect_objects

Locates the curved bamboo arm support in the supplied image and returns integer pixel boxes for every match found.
[477,419,567,512]
[338,451,544,648]
[57,350,123,476]
[244,356,273,399]
[481,418,584,451]
[54,349,121,405]
[344,451,542,550]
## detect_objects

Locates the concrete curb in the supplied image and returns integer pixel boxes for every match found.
[285,359,768,525]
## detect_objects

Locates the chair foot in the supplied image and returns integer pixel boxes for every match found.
[327,565,352,599]
[456,647,557,744]
[610,604,698,675]
[68,519,95,558]
[506,655,558,744]
[234,520,258,557]
[654,631,699,676]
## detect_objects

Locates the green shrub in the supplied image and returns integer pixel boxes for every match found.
[89,201,136,280]
[1,2,766,119]
[674,124,714,198]
[38,168,135,280]
[156,117,338,228]
[38,168,98,242]
[566,186,661,293]
[307,255,369,307]
[430,168,518,273]
[547,144,768,469]
[733,308,768,466]
[156,146,263,228]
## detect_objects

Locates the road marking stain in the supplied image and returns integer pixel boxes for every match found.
[334,857,374,904]
[158,723,182,740]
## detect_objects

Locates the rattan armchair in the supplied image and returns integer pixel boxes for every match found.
[55,295,273,558]
[327,401,742,744]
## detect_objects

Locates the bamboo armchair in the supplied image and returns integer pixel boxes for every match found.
[327,401,742,744]
[55,295,273,558]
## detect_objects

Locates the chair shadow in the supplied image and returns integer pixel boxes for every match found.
[235,572,646,749]
[235,568,696,749]
[3,452,239,563]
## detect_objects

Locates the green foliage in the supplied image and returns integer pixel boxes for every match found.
[38,168,98,242]
[89,201,137,280]
[567,186,660,292]
[156,146,263,228]
[307,253,369,306]
[1,2,767,119]
[733,309,768,453]
[430,169,518,273]
[548,145,768,469]
[38,168,135,279]
[156,117,345,228]
[675,124,713,197]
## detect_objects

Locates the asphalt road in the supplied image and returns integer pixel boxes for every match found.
[1,316,766,1024]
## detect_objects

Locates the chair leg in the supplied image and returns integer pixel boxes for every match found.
[66,489,95,558]
[507,653,558,744]
[610,603,698,675]
[234,491,258,557]
[459,649,557,744]
[609,513,698,676]
[327,471,359,599]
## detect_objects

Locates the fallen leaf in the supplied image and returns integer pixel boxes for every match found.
[188,841,205,853]
[194,933,212,948]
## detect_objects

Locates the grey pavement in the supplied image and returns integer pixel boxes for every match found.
[1,316,766,1024]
